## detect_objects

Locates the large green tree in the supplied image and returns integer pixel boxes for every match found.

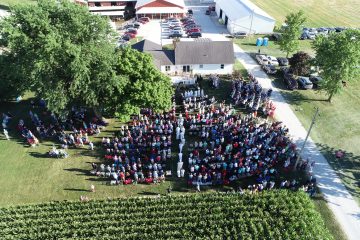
[313,29,360,102]
[276,11,306,57]
[0,0,173,118]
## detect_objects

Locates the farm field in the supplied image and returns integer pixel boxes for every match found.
[250,0,360,28]
[0,191,334,239]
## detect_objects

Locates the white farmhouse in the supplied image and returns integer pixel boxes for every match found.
[132,39,234,76]
[215,0,275,34]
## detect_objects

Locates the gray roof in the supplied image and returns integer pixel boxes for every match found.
[132,39,234,67]
[174,41,235,65]
[132,40,174,68]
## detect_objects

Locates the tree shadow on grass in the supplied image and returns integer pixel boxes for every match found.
[315,142,360,202]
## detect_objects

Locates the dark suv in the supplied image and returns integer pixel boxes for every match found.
[188,32,202,38]
[283,72,298,90]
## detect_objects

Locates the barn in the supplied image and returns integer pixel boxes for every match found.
[215,0,275,34]
[135,0,187,19]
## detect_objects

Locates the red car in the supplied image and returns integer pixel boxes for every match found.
[139,17,150,23]
[186,28,201,33]
[183,21,196,26]
[124,32,136,38]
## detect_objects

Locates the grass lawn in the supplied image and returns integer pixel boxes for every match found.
[272,76,360,204]
[250,0,360,28]
[0,0,35,8]
[233,35,315,57]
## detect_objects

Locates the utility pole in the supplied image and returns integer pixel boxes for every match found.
[294,107,319,170]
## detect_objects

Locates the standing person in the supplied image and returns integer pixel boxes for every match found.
[89,142,94,150]
[3,128,10,140]
[167,185,172,195]
[196,182,201,192]
[90,184,95,192]
[179,142,184,153]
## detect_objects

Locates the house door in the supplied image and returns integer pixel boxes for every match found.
[183,65,190,72]
[225,15,228,26]
[219,9,223,18]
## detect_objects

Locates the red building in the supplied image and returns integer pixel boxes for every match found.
[135,0,186,19]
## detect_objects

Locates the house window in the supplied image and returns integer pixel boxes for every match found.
[199,64,203,69]
[94,2,101,7]
[111,2,116,6]
[183,65,190,72]
[165,66,170,71]
[220,64,224,69]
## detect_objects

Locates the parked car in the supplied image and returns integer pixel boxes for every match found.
[181,17,193,22]
[184,24,201,30]
[309,75,323,88]
[271,33,282,41]
[133,22,142,28]
[169,33,183,38]
[170,30,185,35]
[298,77,313,89]
[183,21,196,26]
[255,54,268,65]
[262,64,277,74]
[307,32,316,40]
[277,57,289,66]
[126,28,137,35]
[124,32,136,39]
[232,31,247,38]
[266,56,279,66]
[205,10,210,15]
[284,72,298,90]
[186,28,201,33]
[122,34,134,41]
[139,17,150,23]
[171,27,183,32]
[300,32,308,40]
[124,23,135,29]
[188,32,202,38]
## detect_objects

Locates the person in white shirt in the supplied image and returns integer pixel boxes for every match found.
[89,142,94,150]
[179,142,184,153]
[3,129,9,140]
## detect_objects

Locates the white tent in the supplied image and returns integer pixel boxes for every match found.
[215,0,275,34]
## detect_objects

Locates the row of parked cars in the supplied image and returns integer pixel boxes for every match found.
[162,16,202,39]
[300,26,352,40]
[256,54,322,90]
[119,17,150,42]
[283,69,322,90]
[255,54,289,75]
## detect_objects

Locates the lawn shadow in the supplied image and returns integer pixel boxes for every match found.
[64,188,89,192]
[64,168,92,176]
[29,151,51,159]
[138,191,159,196]
[315,142,360,202]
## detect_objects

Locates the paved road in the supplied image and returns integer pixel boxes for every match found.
[188,5,360,240]
[233,45,360,239]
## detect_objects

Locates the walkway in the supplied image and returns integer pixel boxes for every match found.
[234,45,360,240]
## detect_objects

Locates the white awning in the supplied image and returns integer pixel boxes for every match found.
[136,7,186,14]
[91,11,124,16]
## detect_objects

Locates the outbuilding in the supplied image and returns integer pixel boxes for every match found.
[135,0,187,19]
[215,0,275,34]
